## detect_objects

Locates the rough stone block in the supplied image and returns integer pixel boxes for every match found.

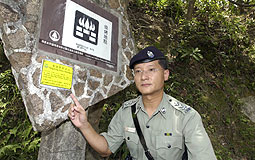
[241,96,255,123]
[9,52,31,72]
[7,29,26,49]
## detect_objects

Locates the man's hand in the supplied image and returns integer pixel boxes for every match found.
[68,94,112,157]
[68,94,88,129]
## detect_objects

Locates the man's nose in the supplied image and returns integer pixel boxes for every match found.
[141,70,149,80]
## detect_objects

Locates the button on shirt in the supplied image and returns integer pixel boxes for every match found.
[101,93,217,160]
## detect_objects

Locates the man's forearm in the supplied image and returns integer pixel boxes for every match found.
[79,123,112,157]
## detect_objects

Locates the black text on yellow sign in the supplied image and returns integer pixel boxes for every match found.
[40,60,73,89]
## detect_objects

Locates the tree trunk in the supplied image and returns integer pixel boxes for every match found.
[186,0,196,21]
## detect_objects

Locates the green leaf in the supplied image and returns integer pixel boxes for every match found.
[22,140,31,148]
[22,125,33,140]
[9,127,19,136]
[0,144,21,155]
[0,134,11,145]
[27,138,41,151]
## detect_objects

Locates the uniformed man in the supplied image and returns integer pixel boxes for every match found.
[68,46,217,160]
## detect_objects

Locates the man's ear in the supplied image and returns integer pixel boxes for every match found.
[164,69,170,81]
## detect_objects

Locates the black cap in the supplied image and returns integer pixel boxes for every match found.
[129,46,166,69]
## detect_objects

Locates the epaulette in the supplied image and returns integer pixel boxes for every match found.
[122,96,140,109]
[166,95,192,114]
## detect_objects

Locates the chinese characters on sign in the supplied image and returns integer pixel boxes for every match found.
[103,25,109,45]
[40,60,73,89]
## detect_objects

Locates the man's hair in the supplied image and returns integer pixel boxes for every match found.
[158,59,168,70]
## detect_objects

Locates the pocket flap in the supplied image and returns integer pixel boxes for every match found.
[156,135,183,150]
[125,131,139,144]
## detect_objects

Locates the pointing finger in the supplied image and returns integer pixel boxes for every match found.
[70,94,81,106]
[70,94,85,113]
[68,103,74,119]
[69,103,74,112]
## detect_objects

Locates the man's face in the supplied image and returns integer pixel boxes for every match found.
[133,60,169,96]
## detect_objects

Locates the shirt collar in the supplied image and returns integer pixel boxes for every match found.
[135,93,168,119]
[156,93,168,119]
[135,96,142,114]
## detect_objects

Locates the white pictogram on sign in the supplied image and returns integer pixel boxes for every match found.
[73,10,99,45]
[49,30,60,42]
[62,0,113,61]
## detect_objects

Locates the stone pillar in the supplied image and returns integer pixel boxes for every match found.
[38,121,86,160]
[0,0,135,159]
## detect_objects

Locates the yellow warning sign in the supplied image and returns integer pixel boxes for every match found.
[40,60,73,89]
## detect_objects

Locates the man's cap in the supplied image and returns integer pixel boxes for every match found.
[129,46,166,69]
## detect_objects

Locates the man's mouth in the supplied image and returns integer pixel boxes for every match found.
[141,83,151,87]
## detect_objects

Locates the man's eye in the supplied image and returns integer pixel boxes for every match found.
[149,68,156,72]
[135,70,142,73]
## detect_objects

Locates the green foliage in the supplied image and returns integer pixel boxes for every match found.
[0,68,41,160]
[0,70,19,104]
[163,58,255,160]
[132,0,185,21]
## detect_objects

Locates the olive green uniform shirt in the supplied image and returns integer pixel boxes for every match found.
[101,93,217,160]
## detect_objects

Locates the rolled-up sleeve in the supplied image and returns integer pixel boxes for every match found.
[183,110,217,160]
[100,107,125,153]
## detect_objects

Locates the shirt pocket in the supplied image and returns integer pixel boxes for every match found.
[125,131,139,159]
[156,135,183,160]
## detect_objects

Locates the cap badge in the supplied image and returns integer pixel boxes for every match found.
[147,51,154,58]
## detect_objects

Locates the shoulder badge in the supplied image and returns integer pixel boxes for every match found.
[167,95,191,114]
[122,96,140,109]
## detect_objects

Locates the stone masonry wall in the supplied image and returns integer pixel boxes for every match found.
[0,0,135,132]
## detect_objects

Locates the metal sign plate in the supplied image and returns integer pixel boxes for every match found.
[38,0,119,72]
